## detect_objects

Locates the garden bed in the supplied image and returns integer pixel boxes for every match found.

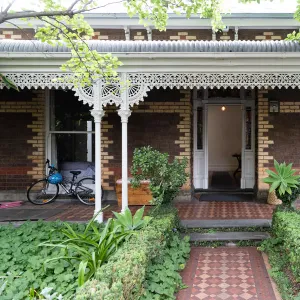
[0,221,83,299]
[76,205,190,300]
[0,205,190,300]
[259,208,300,299]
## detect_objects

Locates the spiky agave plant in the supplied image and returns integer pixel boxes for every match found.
[263,160,300,206]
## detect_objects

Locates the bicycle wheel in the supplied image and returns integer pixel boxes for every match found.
[75,177,99,206]
[27,179,59,205]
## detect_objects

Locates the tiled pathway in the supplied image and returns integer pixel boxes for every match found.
[2,200,276,222]
[177,247,278,300]
[176,202,275,220]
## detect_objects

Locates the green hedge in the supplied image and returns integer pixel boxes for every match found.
[272,209,300,281]
[76,206,185,300]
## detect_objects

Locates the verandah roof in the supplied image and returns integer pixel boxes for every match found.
[1,39,300,53]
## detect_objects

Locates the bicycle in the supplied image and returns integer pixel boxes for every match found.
[27,159,103,206]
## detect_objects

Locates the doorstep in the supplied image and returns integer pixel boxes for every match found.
[181,219,272,228]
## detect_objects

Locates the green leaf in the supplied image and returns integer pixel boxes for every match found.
[78,261,88,287]
[0,74,19,91]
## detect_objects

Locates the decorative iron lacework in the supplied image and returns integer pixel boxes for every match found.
[0,73,74,89]
[128,73,300,89]
[2,72,300,107]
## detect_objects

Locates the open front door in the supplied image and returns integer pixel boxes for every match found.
[193,88,255,190]
[193,89,208,189]
[241,100,255,189]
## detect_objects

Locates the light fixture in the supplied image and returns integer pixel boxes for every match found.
[269,100,279,113]
[221,105,226,111]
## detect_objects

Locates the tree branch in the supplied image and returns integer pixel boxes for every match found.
[39,16,93,80]
[2,0,16,14]
[83,0,126,12]
[68,0,81,12]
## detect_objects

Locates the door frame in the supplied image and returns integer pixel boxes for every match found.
[193,88,255,190]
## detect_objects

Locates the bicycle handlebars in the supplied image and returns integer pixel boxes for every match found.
[45,159,57,171]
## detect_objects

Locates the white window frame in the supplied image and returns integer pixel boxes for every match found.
[45,89,95,168]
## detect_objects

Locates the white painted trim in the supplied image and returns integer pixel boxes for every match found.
[87,121,93,162]
[44,88,50,171]
[0,13,298,29]
[3,53,300,74]
[203,104,209,189]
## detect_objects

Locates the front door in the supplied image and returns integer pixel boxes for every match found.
[193,88,255,190]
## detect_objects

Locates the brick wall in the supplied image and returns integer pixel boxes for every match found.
[92,29,125,40]
[0,27,296,41]
[152,29,212,41]
[216,29,235,41]
[0,29,35,40]
[240,29,293,41]
[130,29,147,40]
[257,88,300,198]
[101,88,192,191]
[0,89,45,190]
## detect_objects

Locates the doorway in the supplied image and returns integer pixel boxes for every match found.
[193,88,255,191]
[207,105,242,190]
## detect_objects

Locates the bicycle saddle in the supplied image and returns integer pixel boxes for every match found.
[70,171,81,176]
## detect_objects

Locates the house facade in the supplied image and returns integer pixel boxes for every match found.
[1,13,300,212]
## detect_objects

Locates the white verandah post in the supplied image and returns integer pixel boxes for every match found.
[118,73,131,212]
[118,109,131,212]
[91,81,105,222]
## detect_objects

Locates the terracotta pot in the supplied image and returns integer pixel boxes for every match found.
[267,190,282,205]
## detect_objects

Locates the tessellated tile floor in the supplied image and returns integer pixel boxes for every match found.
[177,247,277,300]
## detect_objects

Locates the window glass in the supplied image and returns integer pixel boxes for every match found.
[245,107,252,150]
[51,90,94,131]
[197,107,203,150]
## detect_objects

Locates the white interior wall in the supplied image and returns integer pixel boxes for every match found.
[208,105,242,172]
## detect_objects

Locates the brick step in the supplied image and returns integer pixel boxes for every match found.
[180,219,271,228]
[184,231,270,242]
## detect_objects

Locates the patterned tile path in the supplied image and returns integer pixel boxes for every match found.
[0,200,279,222]
[176,202,275,220]
[7,200,276,222]
[177,247,278,300]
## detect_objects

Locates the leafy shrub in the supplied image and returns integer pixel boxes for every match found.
[141,234,190,299]
[76,205,190,300]
[263,160,300,207]
[131,146,188,206]
[41,218,130,287]
[275,182,300,208]
[271,209,300,281]
[29,287,63,300]
[42,207,150,287]
[259,208,300,299]
[113,206,152,231]
[0,221,82,299]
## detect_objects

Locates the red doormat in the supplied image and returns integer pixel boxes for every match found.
[0,201,23,209]
[177,247,277,300]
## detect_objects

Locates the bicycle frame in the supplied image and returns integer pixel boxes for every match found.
[58,178,79,195]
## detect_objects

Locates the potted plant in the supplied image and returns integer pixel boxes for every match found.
[131,146,188,206]
[263,160,300,208]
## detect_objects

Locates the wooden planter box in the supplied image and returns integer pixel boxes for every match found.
[116,179,152,206]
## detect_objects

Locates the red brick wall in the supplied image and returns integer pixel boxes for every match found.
[257,88,300,197]
[0,89,45,190]
[130,29,147,40]
[0,29,35,40]
[240,29,293,41]
[152,29,212,41]
[92,29,125,40]
[102,88,192,190]
[0,27,296,41]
